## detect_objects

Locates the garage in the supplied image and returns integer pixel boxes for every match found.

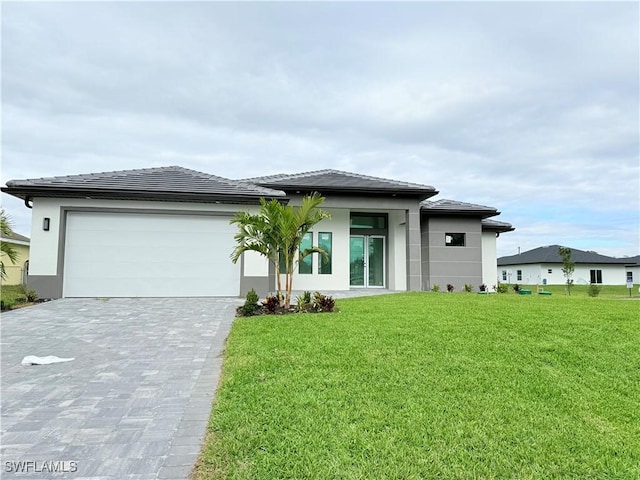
[63,211,240,297]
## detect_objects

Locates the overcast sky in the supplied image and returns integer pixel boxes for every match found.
[2,1,638,257]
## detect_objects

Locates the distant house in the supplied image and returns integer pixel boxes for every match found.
[1,166,514,299]
[0,232,30,286]
[623,255,640,285]
[497,245,637,286]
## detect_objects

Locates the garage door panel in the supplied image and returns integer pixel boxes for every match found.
[63,212,239,297]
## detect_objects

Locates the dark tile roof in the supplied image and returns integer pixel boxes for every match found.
[498,245,633,266]
[2,166,286,204]
[0,232,30,243]
[481,219,515,233]
[621,255,640,267]
[421,199,499,218]
[242,169,437,199]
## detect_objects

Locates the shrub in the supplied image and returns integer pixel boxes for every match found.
[446,284,455,293]
[239,289,261,317]
[431,284,440,293]
[588,283,601,297]
[262,295,280,314]
[296,291,313,312]
[479,284,488,292]
[25,289,37,303]
[463,283,473,293]
[496,283,509,294]
[312,292,335,313]
[513,283,521,293]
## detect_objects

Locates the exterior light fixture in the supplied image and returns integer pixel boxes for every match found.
[43,217,50,231]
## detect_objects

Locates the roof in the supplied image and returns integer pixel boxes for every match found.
[242,169,438,200]
[0,231,30,244]
[481,219,515,233]
[621,255,640,267]
[421,199,499,219]
[2,166,286,204]
[498,245,634,266]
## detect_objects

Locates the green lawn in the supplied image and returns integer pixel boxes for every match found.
[1,284,26,309]
[194,293,639,479]
[516,283,640,299]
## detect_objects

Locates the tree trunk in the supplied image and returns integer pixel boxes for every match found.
[275,264,282,304]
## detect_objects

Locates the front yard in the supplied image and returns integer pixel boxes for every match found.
[194,292,639,479]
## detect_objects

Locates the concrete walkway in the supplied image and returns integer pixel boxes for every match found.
[1,297,239,480]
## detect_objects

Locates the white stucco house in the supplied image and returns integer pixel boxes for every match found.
[1,166,514,299]
[497,245,638,286]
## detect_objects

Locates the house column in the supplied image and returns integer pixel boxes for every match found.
[405,206,422,291]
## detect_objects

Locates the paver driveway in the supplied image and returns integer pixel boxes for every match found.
[1,297,239,479]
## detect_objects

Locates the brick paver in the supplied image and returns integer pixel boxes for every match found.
[1,297,238,479]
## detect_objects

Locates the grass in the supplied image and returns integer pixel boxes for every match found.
[1,284,27,309]
[194,292,639,479]
[515,283,640,299]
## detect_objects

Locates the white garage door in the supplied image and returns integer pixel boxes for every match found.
[63,211,240,297]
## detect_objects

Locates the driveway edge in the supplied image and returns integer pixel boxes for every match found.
[157,301,237,480]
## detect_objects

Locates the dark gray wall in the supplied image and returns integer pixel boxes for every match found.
[421,216,483,290]
[238,257,274,298]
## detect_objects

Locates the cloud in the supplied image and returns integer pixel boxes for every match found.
[1,1,638,257]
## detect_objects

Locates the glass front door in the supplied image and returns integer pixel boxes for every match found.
[350,235,385,288]
[349,236,365,287]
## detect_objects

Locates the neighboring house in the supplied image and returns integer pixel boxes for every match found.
[1,166,513,299]
[623,255,640,285]
[497,245,638,286]
[0,232,30,286]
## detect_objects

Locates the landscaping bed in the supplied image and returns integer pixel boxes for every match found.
[1,285,38,311]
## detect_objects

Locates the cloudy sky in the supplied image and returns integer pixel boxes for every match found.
[2,1,638,257]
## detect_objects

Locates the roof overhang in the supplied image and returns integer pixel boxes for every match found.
[482,221,515,233]
[421,208,499,219]
[0,186,289,206]
[2,238,30,246]
[263,185,438,201]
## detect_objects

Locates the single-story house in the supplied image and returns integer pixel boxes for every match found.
[497,245,638,286]
[622,255,640,285]
[1,166,513,298]
[0,231,30,286]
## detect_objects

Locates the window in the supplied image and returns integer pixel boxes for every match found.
[590,269,602,284]
[299,232,313,274]
[548,269,553,274]
[517,270,522,281]
[627,271,634,283]
[502,270,507,281]
[445,233,465,247]
[318,232,332,274]
[350,214,386,229]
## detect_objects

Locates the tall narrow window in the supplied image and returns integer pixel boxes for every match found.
[318,232,332,274]
[627,272,633,283]
[299,232,313,274]
[502,270,507,281]
[590,269,602,284]
[517,270,522,281]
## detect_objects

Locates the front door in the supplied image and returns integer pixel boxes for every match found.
[350,235,385,288]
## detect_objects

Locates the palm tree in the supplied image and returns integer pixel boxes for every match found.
[231,198,286,300]
[278,193,330,308]
[1,209,19,281]
[230,193,330,308]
